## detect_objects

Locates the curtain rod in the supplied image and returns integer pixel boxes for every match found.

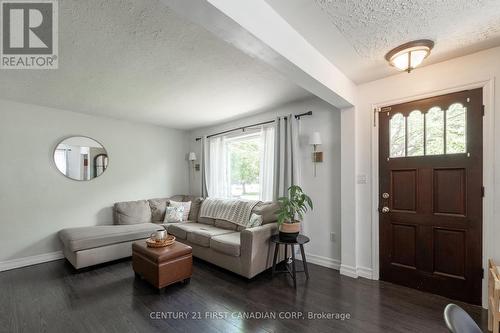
[195,111,312,141]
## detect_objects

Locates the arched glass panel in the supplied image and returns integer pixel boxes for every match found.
[446,103,467,154]
[407,110,424,156]
[425,107,444,155]
[390,113,406,157]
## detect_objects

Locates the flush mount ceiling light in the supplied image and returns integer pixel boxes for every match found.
[385,39,434,73]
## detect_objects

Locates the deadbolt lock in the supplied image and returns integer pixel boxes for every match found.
[382,192,389,199]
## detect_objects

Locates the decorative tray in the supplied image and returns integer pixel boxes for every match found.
[146,235,176,248]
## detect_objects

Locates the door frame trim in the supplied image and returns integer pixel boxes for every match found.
[370,78,495,308]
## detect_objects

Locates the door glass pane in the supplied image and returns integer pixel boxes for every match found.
[446,103,467,154]
[390,113,406,157]
[425,107,444,155]
[407,110,424,156]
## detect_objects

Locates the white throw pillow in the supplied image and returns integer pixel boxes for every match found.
[249,213,263,228]
[164,206,184,223]
[169,200,191,221]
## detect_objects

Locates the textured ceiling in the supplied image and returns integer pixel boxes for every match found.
[0,0,311,129]
[314,0,500,59]
[267,0,500,83]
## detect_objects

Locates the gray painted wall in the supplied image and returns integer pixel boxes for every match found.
[0,99,189,262]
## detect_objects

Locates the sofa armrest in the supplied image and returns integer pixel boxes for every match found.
[240,223,279,278]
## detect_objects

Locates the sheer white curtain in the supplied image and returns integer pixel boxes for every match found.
[201,118,296,201]
[206,136,231,198]
[259,125,275,201]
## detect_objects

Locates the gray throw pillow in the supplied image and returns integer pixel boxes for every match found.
[148,198,170,222]
[252,201,280,224]
[114,200,152,225]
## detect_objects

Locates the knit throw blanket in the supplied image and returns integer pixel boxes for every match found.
[199,198,260,227]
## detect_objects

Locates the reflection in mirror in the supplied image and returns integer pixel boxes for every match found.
[390,113,406,157]
[446,103,467,154]
[54,136,108,181]
[425,107,445,155]
[407,110,424,156]
[94,154,109,177]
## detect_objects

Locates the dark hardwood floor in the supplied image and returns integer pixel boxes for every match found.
[0,257,487,333]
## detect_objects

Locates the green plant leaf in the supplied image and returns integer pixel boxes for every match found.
[275,185,313,224]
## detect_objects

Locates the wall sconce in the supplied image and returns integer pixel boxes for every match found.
[188,152,197,171]
[309,132,323,177]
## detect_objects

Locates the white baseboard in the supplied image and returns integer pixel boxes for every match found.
[296,253,373,279]
[356,266,373,279]
[300,253,341,270]
[340,264,358,278]
[0,251,64,272]
[339,264,374,279]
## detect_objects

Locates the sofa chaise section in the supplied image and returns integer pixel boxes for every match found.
[59,223,162,269]
[59,195,195,269]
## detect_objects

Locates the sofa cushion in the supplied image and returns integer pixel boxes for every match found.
[252,201,280,224]
[167,222,233,246]
[210,232,241,257]
[59,223,161,252]
[114,200,152,225]
[187,227,234,247]
[214,219,237,231]
[198,216,215,225]
[148,198,170,222]
[166,222,210,239]
[166,222,196,239]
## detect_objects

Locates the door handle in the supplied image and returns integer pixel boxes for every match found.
[381,206,390,213]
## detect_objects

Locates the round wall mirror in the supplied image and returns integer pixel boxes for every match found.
[54,136,109,181]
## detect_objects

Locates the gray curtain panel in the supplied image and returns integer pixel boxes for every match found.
[200,136,209,198]
[273,114,300,200]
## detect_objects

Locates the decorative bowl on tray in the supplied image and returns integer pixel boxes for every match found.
[146,235,176,248]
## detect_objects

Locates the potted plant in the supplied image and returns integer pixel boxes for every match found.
[276,185,313,241]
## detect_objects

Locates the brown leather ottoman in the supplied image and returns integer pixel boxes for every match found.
[132,241,192,291]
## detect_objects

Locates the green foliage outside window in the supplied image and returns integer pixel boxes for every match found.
[229,139,260,194]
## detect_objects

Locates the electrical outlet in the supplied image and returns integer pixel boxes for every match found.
[330,232,336,242]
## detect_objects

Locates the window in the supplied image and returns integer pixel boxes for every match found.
[207,126,275,201]
[389,103,467,158]
[446,103,467,154]
[407,110,424,156]
[425,107,444,155]
[227,133,261,200]
[390,113,405,157]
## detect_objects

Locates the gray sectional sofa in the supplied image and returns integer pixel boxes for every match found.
[59,195,281,278]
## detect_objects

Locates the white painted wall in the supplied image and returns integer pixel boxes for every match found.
[0,99,189,263]
[339,106,359,277]
[352,46,500,306]
[187,97,342,266]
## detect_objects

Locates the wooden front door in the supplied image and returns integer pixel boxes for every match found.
[379,89,483,305]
